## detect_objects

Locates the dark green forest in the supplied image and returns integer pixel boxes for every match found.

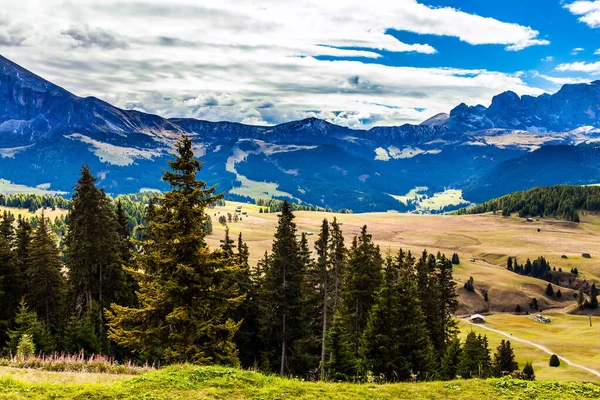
[457,185,600,221]
[0,137,528,382]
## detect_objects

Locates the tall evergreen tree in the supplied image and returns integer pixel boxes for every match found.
[14,218,32,303]
[106,137,242,365]
[5,299,54,354]
[26,214,66,332]
[64,165,127,332]
[258,201,306,375]
[457,332,492,378]
[440,338,462,380]
[360,251,435,381]
[328,217,346,320]
[493,340,518,376]
[325,312,354,381]
[315,219,330,372]
[436,256,459,355]
[342,226,383,358]
[0,211,18,343]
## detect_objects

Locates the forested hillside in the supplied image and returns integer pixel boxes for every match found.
[0,137,530,384]
[457,185,600,221]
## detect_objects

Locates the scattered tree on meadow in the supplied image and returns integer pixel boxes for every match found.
[522,361,535,380]
[457,332,491,378]
[549,354,560,367]
[493,340,518,376]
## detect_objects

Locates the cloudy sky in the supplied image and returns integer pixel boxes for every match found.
[2,0,600,128]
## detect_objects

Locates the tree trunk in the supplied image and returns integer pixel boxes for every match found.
[320,276,328,374]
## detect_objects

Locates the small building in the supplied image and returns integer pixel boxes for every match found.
[470,314,486,324]
[526,218,534,222]
[536,314,551,324]
[305,232,313,236]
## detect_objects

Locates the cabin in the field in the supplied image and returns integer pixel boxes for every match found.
[470,314,485,324]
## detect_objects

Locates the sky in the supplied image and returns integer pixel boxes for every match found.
[2,0,600,129]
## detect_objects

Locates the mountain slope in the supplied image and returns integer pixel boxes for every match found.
[2,55,600,211]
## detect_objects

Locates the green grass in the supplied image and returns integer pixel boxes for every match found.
[3,364,600,399]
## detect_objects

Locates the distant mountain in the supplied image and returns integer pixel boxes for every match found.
[443,81,600,133]
[2,54,600,212]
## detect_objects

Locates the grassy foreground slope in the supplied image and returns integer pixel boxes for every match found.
[3,365,600,400]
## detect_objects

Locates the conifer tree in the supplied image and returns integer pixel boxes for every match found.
[360,251,435,381]
[259,201,306,375]
[61,313,102,356]
[106,137,242,365]
[457,332,492,378]
[64,165,127,329]
[315,219,330,372]
[329,217,346,318]
[522,361,535,380]
[14,218,32,303]
[493,340,518,376]
[6,300,54,354]
[26,214,65,332]
[0,211,18,342]
[440,338,462,380]
[325,312,354,381]
[436,256,459,355]
[343,226,382,357]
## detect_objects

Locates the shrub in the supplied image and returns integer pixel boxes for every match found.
[522,362,535,380]
[515,304,522,313]
[549,354,560,367]
[17,334,35,357]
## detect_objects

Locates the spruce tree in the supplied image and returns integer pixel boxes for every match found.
[64,165,128,335]
[259,201,306,375]
[493,340,518,376]
[436,256,459,355]
[26,214,66,332]
[14,218,32,303]
[315,219,330,373]
[522,361,535,380]
[360,251,435,381]
[440,338,462,380]
[0,211,18,343]
[342,226,382,358]
[457,332,492,378]
[325,312,355,381]
[106,137,242,365]
[590,283,599,309]
[329,217,346,319]
[5,299,54,354]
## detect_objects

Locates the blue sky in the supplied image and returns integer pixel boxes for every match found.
[2,0,600,128]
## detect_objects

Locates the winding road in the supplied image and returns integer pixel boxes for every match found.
[464,319,600,379]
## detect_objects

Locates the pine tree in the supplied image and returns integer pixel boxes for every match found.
[14,218,32,303]
[522,361,535,380]
[457,332,491,378]
[329,217,346,319]
[106,137,242,365]
[549,354,560,367]
[451,253,460,265]
[507,257,513,271]
[493,340,518,376]
[259,201,306,375]
[26,213,66,332]
[342,226,382,358]
[360,252,435,381]
[325,312,354,381]
[61,313,102,356]
[0,211,18,343]
[436,256,459,355]
[233,233,261,368]
[545,283,554,297]
[440,338,462,380]
[314,219,330,374]
[65,165,128,338]
[5,300,54,354]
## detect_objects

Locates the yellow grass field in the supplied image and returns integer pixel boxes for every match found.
[207,201,600,314]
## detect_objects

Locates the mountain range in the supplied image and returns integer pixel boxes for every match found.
[3,54,600,212]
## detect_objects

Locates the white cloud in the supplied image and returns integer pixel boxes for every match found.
[532,71,591,85]
[541,56,554,62]
[571,47,585,55]
[564,1,600,28]
[0,14,30,47]
[556,61,600,74]
[595,48,600,54]
[0,0,550,128]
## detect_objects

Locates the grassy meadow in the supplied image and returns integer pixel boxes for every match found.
[3,364,600,399]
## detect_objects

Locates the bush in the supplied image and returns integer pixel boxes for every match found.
[17,334,35,357]
[522,362,535,380]
[515,304,522,313]
[549,354,560,367]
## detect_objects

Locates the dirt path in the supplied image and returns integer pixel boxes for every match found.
[464,319,600,379]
